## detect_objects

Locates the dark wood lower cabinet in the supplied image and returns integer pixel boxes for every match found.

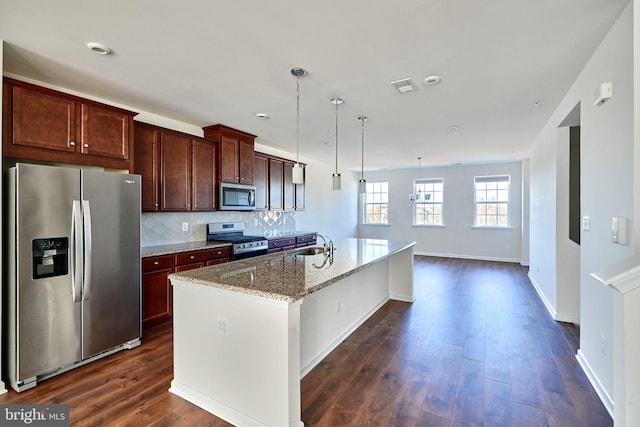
[142,247,231,329]
[142,255,173,330]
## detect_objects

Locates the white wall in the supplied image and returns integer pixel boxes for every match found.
[357,161,524,263]
[529,2,634,412]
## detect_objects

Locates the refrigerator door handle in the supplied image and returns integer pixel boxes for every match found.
[71,200,83,303]
[82,200,92,301]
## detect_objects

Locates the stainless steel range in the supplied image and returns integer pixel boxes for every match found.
[207,222,268,260]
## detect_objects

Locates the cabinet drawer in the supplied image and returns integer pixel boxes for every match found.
[296,234,317,246]
[208,246,232,260]
[175,247,231,266]
[268,237,296,250]
[142,255,173,273]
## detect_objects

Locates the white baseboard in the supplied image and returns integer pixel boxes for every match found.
[300,297,388,378]
[170,380,304,427]
[576,350,614,418]
[527,272,557,319]
[414,251,522,264]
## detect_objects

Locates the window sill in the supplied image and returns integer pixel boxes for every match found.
[361,223,390,227]
[412,224,445,228]
[471,226,513,230]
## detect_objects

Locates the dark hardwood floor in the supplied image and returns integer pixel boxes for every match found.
[0,256,611,426]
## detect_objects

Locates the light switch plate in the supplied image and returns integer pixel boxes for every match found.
[582,216,590,231]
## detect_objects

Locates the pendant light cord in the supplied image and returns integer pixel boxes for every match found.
[361,118,365,179]
[295,79,300,166]
[335,102,339,174]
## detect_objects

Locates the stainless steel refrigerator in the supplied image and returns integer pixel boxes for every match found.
[6,163,141,392]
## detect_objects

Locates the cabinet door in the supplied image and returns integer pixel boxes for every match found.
[192,138,216,211]
[254,154,269,210]
[283,161,295,210]
[134,124,160,211]
[80,104,130,159]
[161,131,191,211]
[269,158,284,210]
[175,262,205,272]
[12,85,76,152]
[238,138,255,184]
[219,135,239,182]
[142,269,172,329]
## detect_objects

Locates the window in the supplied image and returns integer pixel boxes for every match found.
[413,178,444,225]
[474,175,510,227]
[363,182,389,224]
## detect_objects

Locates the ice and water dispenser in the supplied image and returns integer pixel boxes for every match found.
[32,238,69,279]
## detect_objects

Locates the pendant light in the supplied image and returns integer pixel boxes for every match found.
[357,116,368,194]
[331,98,343,190]
[291,68,306,184]
[410,156,424,202]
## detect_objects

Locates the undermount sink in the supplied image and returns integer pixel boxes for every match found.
[295,246,327,256]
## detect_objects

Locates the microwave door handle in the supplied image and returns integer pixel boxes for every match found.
[248,189,255,206]
[82,200,92,301]
[71,200,83,303]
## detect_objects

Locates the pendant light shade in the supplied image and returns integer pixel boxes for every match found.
[291,68,306,184]
[358,116,368,194]
[331,98,343,190]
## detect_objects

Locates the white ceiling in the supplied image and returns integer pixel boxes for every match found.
[0,0,629,171]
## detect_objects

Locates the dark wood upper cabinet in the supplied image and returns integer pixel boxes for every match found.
[283,161,295,211]
[269,158,284,211]
[135,122,217,212]
[254,153,269,210]
[191,137,216,211]
[254,152,306,211]
[3,77,136,170]
[202,124,256,184]
[161,131,192,212]
[134,123,160,211]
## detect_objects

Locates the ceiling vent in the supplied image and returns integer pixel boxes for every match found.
[390,78,417,94]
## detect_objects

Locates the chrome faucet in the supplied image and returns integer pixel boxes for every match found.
[316,234,334,255]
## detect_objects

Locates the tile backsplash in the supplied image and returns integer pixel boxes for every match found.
[141,211,297,247]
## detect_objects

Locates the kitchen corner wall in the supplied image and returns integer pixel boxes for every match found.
[141,211,296,247]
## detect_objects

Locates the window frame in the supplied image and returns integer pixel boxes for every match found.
[412,178,444,226]
[362,181,389,225]
[474,175,511,228]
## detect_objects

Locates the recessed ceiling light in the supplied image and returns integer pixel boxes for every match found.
[447,125,459,132]
[424,75,441,85]
[255,113,269,120]
[390,78,417,94]
[87,42,111,55]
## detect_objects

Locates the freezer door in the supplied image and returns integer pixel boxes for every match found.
[81,170,141,358]
[11,164,82,382]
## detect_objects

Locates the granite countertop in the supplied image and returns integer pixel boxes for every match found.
[141,231,318,258]
[141,241,231,258]
[169,238,416,303]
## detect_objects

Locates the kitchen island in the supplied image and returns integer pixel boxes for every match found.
[168,238,415,427]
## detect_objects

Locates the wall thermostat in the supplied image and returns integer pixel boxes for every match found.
[594,82,612,106]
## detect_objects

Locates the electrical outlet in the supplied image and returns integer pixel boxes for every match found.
[182,222,189,232]
[600,335,606,354]
[217,317,229,335]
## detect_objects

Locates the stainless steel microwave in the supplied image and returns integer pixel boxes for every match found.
[219,183,256,210]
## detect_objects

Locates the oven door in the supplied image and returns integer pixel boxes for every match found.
[233,248,268,260]
[219,183,256,211]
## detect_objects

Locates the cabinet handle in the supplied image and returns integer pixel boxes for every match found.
[154,261,159,265]
[154,203,159,207]
[190,255,195,259]
[69,141,76,146]
[83,143,90,148]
